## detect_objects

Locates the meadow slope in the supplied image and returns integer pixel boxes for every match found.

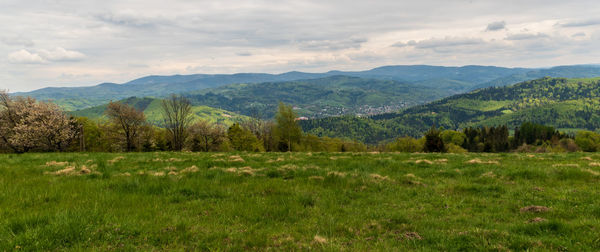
[1,152,599,250]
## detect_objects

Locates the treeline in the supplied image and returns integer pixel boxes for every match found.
[0,91,365,153]
[386,122,599,153]
[3,89,600,154]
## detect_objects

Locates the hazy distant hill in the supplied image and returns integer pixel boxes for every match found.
[301,77,600,143]
[71,97,248,126]
[185,75,451,118]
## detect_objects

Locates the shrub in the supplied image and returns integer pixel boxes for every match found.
[386,137,423,152]
[575,131,600,152]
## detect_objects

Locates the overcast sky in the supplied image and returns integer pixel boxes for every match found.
[1,0,600,91]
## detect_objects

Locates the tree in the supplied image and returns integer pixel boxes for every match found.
[273,102,302,152]
[424,126,445,152]
[187,120,226,152]
[161,95,193,151]
[105,101,146,151]
[227,123,264,152]
[0,91,78,153]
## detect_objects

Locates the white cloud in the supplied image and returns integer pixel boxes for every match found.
[39,47,86,62]
[7,48,85,64]
[8,49,45,64]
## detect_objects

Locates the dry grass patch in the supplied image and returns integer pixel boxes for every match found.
[403,232,422,240]
[520,206,550,213]
[267,157,286,163]
[415,159,433,164]
[47,165,98,176]
[581,156,593,161]
[108,156,125,164]
[45,161,69,167]
[180,165,199,173]
[308,176,324,181]
[224,166,263,176]
[327,171,346,177]
[370,173,393,182]
[313,235,328,244]
[480,171,496,178]
[582,168,600,176]
[150,171,166,177]
[228,155,245,162]
[552,164,579,167]
[466,158,499,165]
[528,217,547,223]
[589,162,600,167]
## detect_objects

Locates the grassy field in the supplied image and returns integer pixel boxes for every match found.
[1,152,600,251]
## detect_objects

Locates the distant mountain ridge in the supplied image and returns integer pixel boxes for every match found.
[14,64,600,112]
[300,77,600,143]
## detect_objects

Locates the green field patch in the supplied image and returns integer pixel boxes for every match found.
[1,152,600,250]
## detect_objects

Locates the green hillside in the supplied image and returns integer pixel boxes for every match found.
[186,75,451,118]
[301,77,600,143]
[70,97,248,126]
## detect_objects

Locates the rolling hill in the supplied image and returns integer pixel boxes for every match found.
[70,97,248,126]
[19,64,600,111]
[300,77,600,143]
[184,75,453,118]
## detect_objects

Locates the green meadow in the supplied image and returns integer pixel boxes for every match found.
[1,152,600,251]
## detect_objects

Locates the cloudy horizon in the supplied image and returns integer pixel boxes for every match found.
[1,0,600,92]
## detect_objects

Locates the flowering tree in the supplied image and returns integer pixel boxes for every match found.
[0,90,78,153]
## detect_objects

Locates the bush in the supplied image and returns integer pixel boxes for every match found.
[575,131,600,152]
[446,143,467,153]
[386,137,423,152]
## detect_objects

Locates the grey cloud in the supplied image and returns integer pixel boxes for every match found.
[486,21,506,31]
[2,0,600,91]
[236,52,253,56]
[409,37,485,49]
[558,19,600,27]
[1,36,34,47]
[296,38,367,51]
[95,12,167,29]
[572,32,586,37]
[505,33,549,40]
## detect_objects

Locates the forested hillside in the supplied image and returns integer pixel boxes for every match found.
[185,76,449,118]
[301,77,600,143]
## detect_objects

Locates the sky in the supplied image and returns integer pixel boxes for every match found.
[1,0,600,92]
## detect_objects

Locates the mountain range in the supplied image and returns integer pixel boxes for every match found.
[16,64,600,112]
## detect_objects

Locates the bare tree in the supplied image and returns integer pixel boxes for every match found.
[0,90,77,153]
[105,101,146,151]
[161,94,193,151]
[187,120,226,152]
